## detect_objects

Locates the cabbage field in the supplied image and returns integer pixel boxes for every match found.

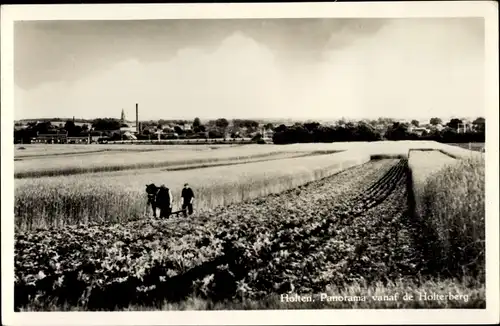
[12,142,486,310]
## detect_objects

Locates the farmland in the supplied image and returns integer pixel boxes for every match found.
[448,142,485,152]
[15,150,368,230]
[14,143,240,158]
[15,145,343,178]
[12,142,486,310]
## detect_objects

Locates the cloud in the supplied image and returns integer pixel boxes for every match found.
[14,19,387,90]
[14,18,484,121]
[317,18,485,119]
[16,31,282,119]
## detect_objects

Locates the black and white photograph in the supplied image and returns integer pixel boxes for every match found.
[1,2,499,325]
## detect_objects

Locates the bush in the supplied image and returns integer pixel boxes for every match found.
[208,130,224,139]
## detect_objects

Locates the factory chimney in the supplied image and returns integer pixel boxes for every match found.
[136,103,139,133]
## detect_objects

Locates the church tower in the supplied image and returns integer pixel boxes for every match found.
[120,109,126,124]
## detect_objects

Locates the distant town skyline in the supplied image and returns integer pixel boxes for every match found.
[15,113,484,125]
[15,18,485,121]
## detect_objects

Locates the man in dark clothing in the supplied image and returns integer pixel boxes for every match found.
[181,183,195,217]
[156,184,173,219]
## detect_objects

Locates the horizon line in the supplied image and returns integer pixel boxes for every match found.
[14,115,484,123]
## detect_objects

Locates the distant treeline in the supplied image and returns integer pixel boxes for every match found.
[272,122,485,144]
[16,118,93,123]
[272,122,381,144]
[383,122,485,143]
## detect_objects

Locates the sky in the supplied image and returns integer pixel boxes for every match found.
[14,18,485,121]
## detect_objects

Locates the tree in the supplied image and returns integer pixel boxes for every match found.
[247,120,259,128]
[336,119,346,126]
[193,117,206,133]
[355,122,382,141]
[33,121,54,134]
[215,118,229,129]
[14,128,35,144]
[264,123,274,131]
[208,130,224,139]
[173,126,184,135]
[275,124,287,133]
[64,120,76,133]
[429,117,442,126]
[233,119,259,129]
[384,122,411,140]
[303,122,320,132]
[193,117,201,128]
[446,118,463,130]
[473,117,485,125]
[411,120,420,127]
[63,120,82,136]
[270,121,388,144]
[377,117,395,126]
[91,118,121,131]
[344,122,356,130]
[473,117,485,132]
[251,133,263,142]
[215,118,229,135]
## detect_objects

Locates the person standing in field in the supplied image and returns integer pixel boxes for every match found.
[156,184,173,219]
[181,183,195,217]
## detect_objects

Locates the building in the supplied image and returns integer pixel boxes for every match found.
[162,126,175,132]
[472,119,485,132]
[119,124,137,133]
[14,123,29,131]
[50,121,65,128]
[429,123,445,132]
[457,123,473,133]
[258,127,274,139]
[118,106,140,134]
[264,129,274,138]
[164,132,179,139]
[67,136,92,144]
[32,131,69,144]
[409,127,430,137]
[122,131,137,140]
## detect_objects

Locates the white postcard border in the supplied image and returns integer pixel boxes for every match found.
[1,2,498,325]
